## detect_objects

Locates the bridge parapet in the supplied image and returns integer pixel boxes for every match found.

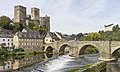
[44,41,120,61]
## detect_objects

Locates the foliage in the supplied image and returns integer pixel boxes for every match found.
[76,33,83,40]
[12,48,24,52]
[65,61,106,72]
[86,32,101,41]
[0,16,11,27]
[68,25,120,41]
[84,46,98,54]
[0,43,6,49]
[28,23,35,30]
[14,23,24,31]
[28,23,46,31]
[79,32,101,41]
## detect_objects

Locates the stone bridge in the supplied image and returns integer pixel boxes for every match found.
[44,40,120,61]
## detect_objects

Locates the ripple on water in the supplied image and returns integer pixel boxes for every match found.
[16,54,99,72]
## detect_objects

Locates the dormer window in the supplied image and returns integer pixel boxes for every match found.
[22,29,27,32]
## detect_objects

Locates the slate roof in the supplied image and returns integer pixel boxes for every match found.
[104,24,114,27]
[15,28,45,39]
[45,32,65,40]
[0,29,14,38]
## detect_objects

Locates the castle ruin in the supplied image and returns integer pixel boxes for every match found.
[13,5,50,32]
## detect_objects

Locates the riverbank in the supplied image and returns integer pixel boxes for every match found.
[0,49,46,60]
[65,61,106,72]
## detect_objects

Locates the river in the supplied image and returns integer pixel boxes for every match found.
[0,54,120,72]
[14,54,99,72]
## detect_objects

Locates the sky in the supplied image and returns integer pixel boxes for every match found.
[0,0,120,34]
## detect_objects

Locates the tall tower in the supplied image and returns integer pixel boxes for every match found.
[13,5,26,23]
[31,7,39,20]
[40,15,50,32]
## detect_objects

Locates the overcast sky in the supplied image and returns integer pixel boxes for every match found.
[0,0,120,34]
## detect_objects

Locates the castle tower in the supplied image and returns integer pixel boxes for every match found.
[31,7,39,20]
[40,15,50,32]
[13,5,26,23]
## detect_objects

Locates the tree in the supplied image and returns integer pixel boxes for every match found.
[28,23,35,30]
[0,16,11,27]
[14,23,24,31]
[33,25,40,30]
[86,32,101,41]
[76,33,83,40]
[0,43,6,49]
[113,24,120,32]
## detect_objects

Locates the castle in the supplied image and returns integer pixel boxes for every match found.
[13,5,50,32]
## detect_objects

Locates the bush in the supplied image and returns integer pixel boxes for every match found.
[13,48,24,52]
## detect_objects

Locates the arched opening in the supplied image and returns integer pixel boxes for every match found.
[112,48,120,59]
[46,46,53,58]
[46,46,53,54]
[59,44,69,55]
[79,45,99,55]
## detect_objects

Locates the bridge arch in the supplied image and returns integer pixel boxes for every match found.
[79,44,99,55]
[111,46,120,57]
[59,44,70,55]
[45,46,54,54]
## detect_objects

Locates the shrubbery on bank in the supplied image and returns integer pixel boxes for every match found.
[65,61,106,72]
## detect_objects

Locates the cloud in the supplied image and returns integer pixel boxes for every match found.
[1,0,120,34]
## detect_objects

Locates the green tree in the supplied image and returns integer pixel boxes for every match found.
[86,32,101,41]
[0,16,11,27]
[113,24,120,32]
[28,23,35,30]
[76,33,83,40]
[0,43,6,49]
[33,25,40,30]
[14,23,24,31]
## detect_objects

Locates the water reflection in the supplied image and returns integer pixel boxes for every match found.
[0,54,52,72]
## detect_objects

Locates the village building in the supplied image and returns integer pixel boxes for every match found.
[0,29,14,48]
[13,29,44,50]
[104,24,114,32]
[44,32,65,44]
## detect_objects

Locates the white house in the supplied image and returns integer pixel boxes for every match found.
[0,34,13,47]
[104,24,114,32]
[0,29,14,48]
[44,32,65,44]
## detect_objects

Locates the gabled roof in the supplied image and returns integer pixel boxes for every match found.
[15,28,44,39]
[104,24,114,27]
[45,32,62,40]
[0,29,14,38]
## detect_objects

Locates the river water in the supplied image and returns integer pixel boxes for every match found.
[1,54,120,72]
[15,54,99,72]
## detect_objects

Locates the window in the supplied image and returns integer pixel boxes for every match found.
[8,43,9,45]
[11,43,13,45]
[8,39,9,41]
[11,39,13,41]
[3,39,5,41]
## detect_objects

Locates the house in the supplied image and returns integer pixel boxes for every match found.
[13,28,44,50]
[0,29,14,48]
[44,32,66,44]
[104,24,114,32]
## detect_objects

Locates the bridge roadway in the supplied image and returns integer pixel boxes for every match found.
[44,40,120,61]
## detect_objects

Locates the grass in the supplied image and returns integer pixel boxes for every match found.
[65,61,106,72]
